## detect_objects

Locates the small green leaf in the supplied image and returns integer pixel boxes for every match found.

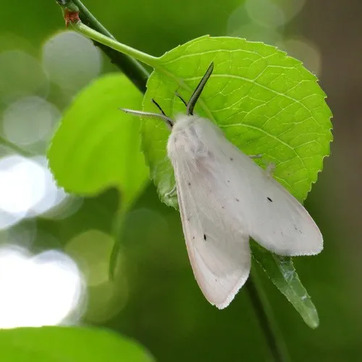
[48,73,149,207]
[0,326,154,362]
[141,36,332,208]
[252,243,319,329]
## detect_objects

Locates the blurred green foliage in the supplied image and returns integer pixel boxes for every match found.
[0,1,361,362]
[0,326,153,361]
[47,73,148,205]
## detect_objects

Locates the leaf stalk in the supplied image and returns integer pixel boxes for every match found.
[246,271,290,362]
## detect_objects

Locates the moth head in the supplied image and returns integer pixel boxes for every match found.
[120,62,214,129]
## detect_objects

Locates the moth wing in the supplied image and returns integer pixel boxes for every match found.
[173,158,251,309]
[202,122,323,256]
[242,167,323,256]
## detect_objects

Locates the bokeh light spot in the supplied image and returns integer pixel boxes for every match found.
[66,229,114,287]
[245,0,285,28]
[0,156,45,215]
[42,31,102,93]
[278,37,322,76]
[2,96,60,146]
[29,156,67,217]
[0,155,68,229]
[66,229,129,323]
[0,246,85,328]
[0,50,48,104]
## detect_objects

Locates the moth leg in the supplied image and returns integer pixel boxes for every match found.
[175,91,187,107]
[249,154,275,178]
[248,154,262,159]
[165,185,177,198]
[265,163,276,178]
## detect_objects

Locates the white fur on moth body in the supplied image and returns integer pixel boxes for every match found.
[123,63,323,309]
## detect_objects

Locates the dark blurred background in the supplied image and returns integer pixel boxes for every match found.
[0,0,361,361]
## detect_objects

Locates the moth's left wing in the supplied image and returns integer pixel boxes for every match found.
[171,150,251,309]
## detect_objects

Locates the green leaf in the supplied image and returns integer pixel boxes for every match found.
[138,36,331,326]
[0,326,154,362]
[252,243,319,329]
[48,73,149,208]
[141,36,332,208]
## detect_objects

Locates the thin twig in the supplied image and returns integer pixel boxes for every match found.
[0,136,35,158]
[109,200,126,280]
[245,272,290,362]
[57,0,149,92]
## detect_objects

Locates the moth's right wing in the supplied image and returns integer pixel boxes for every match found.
[197,117,323,257]
[172,157,251,309]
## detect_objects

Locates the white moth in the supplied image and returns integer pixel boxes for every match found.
[122,63,323,309]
